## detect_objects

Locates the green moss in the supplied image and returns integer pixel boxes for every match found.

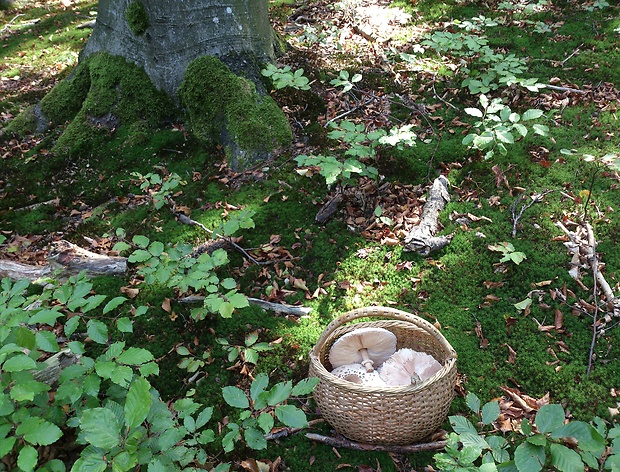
[178,56,292,169]
[3,104,38,137]
[39,52,175,156]
[125,1,150,36]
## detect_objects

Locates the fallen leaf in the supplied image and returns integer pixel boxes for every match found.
[505,343,517,364]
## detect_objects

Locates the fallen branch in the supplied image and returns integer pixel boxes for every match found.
[178,294,312,316]
[542,84,586,94]
[265,419,324,441]
[510,190,554,238]
[0,240,127,282]
[305,433,447,453]
[403,175,453,255]
[315,189,344,224]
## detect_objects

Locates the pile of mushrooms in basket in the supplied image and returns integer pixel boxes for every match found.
[328,327,442,386]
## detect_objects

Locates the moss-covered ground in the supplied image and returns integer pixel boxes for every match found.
[2,0,620,470]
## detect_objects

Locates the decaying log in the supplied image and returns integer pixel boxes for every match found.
[315,190,344,224]
[305,433,447,454]
[404,175,453,255]
[179,295,312,316]
[0,240,127,282]
[48,240,127,276]
[0,259,50,281]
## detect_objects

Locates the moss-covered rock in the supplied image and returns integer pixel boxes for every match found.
[31,52,175,156]
[178,55,292,169]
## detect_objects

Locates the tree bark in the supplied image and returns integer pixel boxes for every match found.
[82,0,275,97]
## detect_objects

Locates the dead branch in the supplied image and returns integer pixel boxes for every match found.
[305,433,447,453]
[315,189,344,224]
[403,175,453,255]
[510,190,553,238]
[0,240,126,282]
[178,295,312,316]
[265,419,324,441]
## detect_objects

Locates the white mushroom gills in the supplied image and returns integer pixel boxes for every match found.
[328,327,397,373]
[378,348,443,386]
[331,363,387,386]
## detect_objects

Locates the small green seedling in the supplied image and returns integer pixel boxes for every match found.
[488,241,526,265]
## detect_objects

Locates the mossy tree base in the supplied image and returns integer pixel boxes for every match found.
[179,55,292,169]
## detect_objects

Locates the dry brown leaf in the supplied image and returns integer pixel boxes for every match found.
[505,344,517,364]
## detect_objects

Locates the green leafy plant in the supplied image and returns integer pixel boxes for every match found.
[221,374,319,452]
[126,236,249,320]
[373,205,393,226]
[330,70,362,92]
[462,94,549,159]
[217,330,273,365]
[261,64,310,90]
[434,392,620,472]
[130,171,186,210]
[295,120,417,187]
[488,241,527,265]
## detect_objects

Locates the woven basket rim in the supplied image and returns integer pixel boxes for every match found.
[310,306,457,393]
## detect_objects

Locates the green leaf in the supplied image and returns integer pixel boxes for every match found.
[532,124,549,136]
[222,425,240,453]
[536,404,565,433]
[229,292,249,309]
[526,434,548,446]
[267,381,292,406]
[495,129,515,144]
[125,377,152,429]
[465,392,481,413]
[196,407,213,429]
[514,442,545,472]
[16,417,62,445]
[460,431,490,449]
[243,348,258,364]
[148,241,165,257]
[132,235,150,248]
[0,436,16,458]
[449,415,478,434]
[250,373,269,401]
[222,386,249,409]
[550,443,584,472]
[28,308,63,326]
[127,250,151,263]
[35,330,59,353]
[103,297,127,314]
[522,109,544,121]
[275,404,308,428]
[3,354,36,372]
[481,401,500,425]
[112,241,131,252]
[258,412,274,434]
[244,426,267,450]
[291,377,320,396]
[17,444,38,472]
[219,301,235,318]
[64,316,80,337]
[221,278,237,290]
[117,347,154,365]
[550,421,605,453]
[116,317,133,333]
[465,107,484,117]
[514,298,532,311]
[80,408,121,449]
[87,320,108,344]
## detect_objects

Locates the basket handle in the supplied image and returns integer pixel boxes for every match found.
[315,306,457,358]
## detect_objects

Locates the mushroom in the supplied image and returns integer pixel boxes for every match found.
[331,363,388,387]
[378,348,443,386]
[328,327,397,372]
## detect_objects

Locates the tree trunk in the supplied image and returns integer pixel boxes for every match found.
[7,0,292,169]
[82,0,275,97]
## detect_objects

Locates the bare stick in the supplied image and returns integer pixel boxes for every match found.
[305,433,447,453]
[265,419,324,441]
[541,84,586,94]
[560,43,583,67]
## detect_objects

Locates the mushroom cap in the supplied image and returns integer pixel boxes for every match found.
[331,363,388,387]
[378,348,443,386]
[328,327,397,371]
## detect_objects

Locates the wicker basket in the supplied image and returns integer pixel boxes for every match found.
[309,306,457,445]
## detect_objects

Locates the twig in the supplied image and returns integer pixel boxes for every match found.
[541,84,586,94]
[510,190,553,238]
[305,433,447,453]
[586,223,599,376]
[560,43,583,67]
[324,96,376,127]
[431,73,459,111]
[174,210,267,266]
[1,14,24,33]
[265,419,324,440]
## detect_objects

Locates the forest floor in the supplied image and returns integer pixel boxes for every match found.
[2,0,620,470]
